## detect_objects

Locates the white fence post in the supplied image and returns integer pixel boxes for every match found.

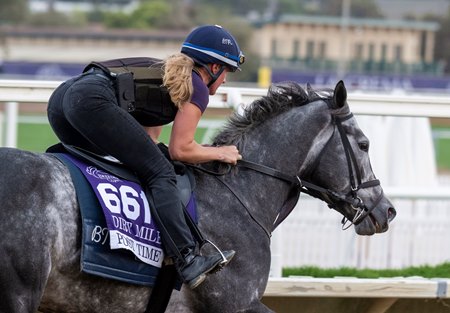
[5,101,18,148]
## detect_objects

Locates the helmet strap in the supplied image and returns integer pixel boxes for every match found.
[200,64,225,88]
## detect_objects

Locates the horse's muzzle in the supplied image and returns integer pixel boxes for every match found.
[353,196,396,235]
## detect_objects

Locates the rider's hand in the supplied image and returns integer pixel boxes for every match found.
[217,145,242,165]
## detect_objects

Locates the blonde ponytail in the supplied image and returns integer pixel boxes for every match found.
[163,53,195,108]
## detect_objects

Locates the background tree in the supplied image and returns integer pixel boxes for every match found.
[103,0,193,29]
[127,0,170,29]
[195,0,308,17]
[0,0,29,24]
[27,10,89,27]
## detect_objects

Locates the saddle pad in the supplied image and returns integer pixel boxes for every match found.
[64,153,166,266]
[53,153,196,287]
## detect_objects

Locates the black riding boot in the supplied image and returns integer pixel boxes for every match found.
[144,181,235,289]
[177,248,236,289]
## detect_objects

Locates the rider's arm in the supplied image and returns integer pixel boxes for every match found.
[144,126,163,143]
[169,102,240,164]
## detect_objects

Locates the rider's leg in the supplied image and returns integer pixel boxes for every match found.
[47,74,234,288]
[141,160,235,288]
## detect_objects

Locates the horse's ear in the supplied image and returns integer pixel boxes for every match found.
[306,83,313,94]
[333,80,347,108]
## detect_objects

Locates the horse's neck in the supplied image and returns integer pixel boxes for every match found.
[245,101,332,177]
[225,102,333,232]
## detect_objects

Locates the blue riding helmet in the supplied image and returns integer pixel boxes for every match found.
[181,24,245,73]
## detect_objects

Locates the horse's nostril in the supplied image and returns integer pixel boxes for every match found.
[388,207,396,222]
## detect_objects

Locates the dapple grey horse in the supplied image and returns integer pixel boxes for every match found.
[0,81,395,312]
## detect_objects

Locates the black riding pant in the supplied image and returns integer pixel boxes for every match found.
[47,70,194,258]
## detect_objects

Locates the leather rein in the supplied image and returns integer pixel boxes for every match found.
[189,112,383,237]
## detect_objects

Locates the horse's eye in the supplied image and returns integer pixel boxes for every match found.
[359,142,369,152]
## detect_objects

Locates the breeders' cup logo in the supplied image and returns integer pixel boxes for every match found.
[86,166,121,183]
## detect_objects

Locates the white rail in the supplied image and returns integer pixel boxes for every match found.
[383,186,450,199]
[1,79,450,117]
[0,79,60,103]
[265,276,450,299]
[263,277,450,313]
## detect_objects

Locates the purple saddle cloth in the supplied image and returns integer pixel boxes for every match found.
[51,150,197,287]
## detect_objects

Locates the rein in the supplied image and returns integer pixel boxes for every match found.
[189,112,383,234]
[187,162,275,238]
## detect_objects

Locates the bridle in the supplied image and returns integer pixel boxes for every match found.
[306,112,384,229]
[189,111,383,236]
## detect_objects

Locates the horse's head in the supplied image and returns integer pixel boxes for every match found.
[214,80,396,235]
[303,80,396,235]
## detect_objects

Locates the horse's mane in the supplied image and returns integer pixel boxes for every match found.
[213,81,332,146]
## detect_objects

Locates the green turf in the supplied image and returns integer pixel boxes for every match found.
[16,122,210,152]
[18,123,59,152]
[283,262,450,278]
[432,126,450,171]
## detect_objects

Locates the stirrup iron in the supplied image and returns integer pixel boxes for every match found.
[201,239,228,264]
